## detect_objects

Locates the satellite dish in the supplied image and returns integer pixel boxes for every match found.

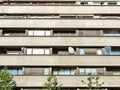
[68,47,75,54]
[97,49,102,55]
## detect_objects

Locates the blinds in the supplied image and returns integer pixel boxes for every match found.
[24,68,44,75]
[76,30,102,36]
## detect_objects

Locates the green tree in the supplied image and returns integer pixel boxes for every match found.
[81,73,104,90]
[43,74,61,90]
[0,67,16,90]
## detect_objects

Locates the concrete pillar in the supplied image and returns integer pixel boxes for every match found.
[0,29,3,36]
[49,67,52,75]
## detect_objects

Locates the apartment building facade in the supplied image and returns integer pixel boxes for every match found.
[0,0,120,90]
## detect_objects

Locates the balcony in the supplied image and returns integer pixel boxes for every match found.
[1,46,120,56]
[0,6,120,14]
[0,55,119,66]
[1,14,120,19]
[0,37,120,46]
[14,76,120,87]
[1,28,120,37]
[0,19,120,28]
[0,1,120,6]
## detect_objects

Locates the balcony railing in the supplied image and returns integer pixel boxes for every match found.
[1,30,120,37]
[0,15,120,19]
[105,71,120,75]
[0,1,120,6]
[1,34,120,37]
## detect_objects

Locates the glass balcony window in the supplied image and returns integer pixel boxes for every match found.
[71,69,75,75]
[105,47,111,55]
[108,2,117,5]
[79,68,85,75]
[111,47,120,55]
[81,2,88,5]
[0,68,23,75]
[44,68,50,75]
[18,69,23,75]
[64,69,71,75]
[103,34,120,36]
[111,51,120,55]
[79,68,97,75]
[86,68,91,75]
[53,69,58,75]
[26,48,51,55]
[59,69,65,75]
[28,30,51,36]
[53,68,75,75]
[79,48,85,55]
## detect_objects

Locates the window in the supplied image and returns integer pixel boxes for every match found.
[108,2,117,5]
[28,30,51,36]
[34,31,44,36]
[79,68,97,75]
[53,68,75,75]
[33,49,44,54]
[101,2,108,5]
[111,47,120,55]
[71,69,75,75]
[88,2,93,5]
[79,68,85,75]
[27,48,32,54]
[117,2,120,5]
[8,69,17,75]
[86,68,91,75]
[60,15,76,19]
[59,69,65,75]
[105,47,111,55]
[28,30,33,36]
[75,1,81,5]
[8,69,22,75]
[27,48,51,55]
[18,69,23,75]
[79,48,85,55]
[81,2,88,5]
[93,2,101,5]
[44,68,50,75]
[45,49,50,54]
[45,30,51,36]
[91,68,97,75]
[0,68,23,75]
[64,69,71,75]
[53,68,58,75]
